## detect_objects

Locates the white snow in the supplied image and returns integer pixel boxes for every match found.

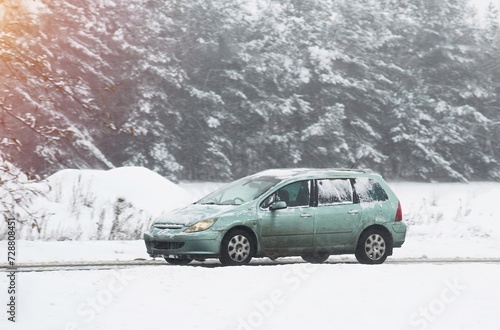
[1,170,500,330]
[1,261,499,330]
[0,167,192,240]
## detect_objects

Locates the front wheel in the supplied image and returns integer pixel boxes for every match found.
[219,229,254,266]
[355,229,391,264]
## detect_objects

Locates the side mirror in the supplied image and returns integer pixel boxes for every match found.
[269,201,287,211]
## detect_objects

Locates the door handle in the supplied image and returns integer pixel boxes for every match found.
[300,213,312,218]
[347,210,359,215]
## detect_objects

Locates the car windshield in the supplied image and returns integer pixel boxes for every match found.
[197,176,281,205]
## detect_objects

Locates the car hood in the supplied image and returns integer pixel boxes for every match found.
[153,203,247,226]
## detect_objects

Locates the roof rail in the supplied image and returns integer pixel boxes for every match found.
[329,168,372,173]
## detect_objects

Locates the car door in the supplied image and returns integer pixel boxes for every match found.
[259,180,315,256]
[314,178,362,248]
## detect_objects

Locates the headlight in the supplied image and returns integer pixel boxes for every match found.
[184,218,218,233]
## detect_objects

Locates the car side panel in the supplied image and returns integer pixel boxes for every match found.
[314,203,363,249]
[258,205,314,256]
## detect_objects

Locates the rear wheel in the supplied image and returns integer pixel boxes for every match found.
[164,256,193,265]
[219,229,254,266]
[355,228,391,264]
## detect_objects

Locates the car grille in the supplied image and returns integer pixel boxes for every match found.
[152,241,185,250]
[154,223,184,229]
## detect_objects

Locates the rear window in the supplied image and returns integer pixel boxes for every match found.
[354,178,388,202]
[317,179,353,205]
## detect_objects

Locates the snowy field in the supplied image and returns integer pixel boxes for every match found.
[1,167,500,330]
[2,262,500,330]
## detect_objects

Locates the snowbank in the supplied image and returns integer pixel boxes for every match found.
[390,182,500,240]
[0,167,192,240]
[46,166,191,217]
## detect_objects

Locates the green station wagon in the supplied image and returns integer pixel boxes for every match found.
[144,168,406,265]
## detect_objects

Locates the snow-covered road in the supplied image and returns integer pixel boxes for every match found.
[3,257,500,273]
[1,238,500,330]
[2,259,499,330]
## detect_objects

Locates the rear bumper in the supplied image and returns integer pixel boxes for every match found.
[391,222,407,247]
[143,230,222,258]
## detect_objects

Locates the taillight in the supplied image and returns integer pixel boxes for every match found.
[395,201,403,222]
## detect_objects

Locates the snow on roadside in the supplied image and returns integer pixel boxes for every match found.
[0,167,192,241]
[390,182,500,241]
[46,167,192,217]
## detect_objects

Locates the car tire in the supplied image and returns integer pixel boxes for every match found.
[164,256,193,265]
[301,254,329,264]
[355,228,391,264]
[219,229,254,266]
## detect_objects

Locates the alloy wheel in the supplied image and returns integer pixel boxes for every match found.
[364,233,386,261]
[227,234,250,262]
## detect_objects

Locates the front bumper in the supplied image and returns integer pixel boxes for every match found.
[144,228,222,258]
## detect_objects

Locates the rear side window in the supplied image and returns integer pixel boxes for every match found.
[354,178,388,202]
[317,179,353,205]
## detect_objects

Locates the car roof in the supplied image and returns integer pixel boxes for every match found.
[249,168,375,181]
